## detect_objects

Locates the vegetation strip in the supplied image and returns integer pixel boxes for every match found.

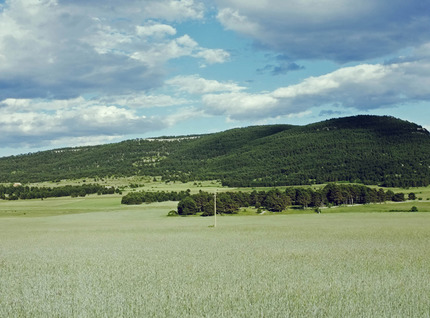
[121,183,415,215]
[0,183,119,200]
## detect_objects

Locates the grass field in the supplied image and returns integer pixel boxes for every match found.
[1,194,429,317]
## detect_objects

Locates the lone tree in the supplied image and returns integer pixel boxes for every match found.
[177,196,198,215]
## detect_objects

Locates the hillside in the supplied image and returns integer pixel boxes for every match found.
[1,115,430,187]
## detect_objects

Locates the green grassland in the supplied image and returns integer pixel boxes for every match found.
[1,182,430,317]
[0,194,124,217]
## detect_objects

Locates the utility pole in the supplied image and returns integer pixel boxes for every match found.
[214,190,217,228]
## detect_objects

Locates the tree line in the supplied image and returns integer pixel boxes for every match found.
[0,184,119,200]
[121,183,413,216]
[121,189,191,205]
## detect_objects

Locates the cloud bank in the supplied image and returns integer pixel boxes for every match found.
[200,54,430,120]
[216,0,430,62]
[0,0,229,150]
[0,0,227,101]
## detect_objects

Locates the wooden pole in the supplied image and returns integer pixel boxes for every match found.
[214,190,217,228]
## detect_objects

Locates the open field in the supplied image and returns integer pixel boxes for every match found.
[0,195,124,218]
[1,196,429,317]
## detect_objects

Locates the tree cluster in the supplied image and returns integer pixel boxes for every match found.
[177,191,246,216]
[0,184,118,200]
[121,189,191,205]
[120,183,411,216]
[175,184,409,216]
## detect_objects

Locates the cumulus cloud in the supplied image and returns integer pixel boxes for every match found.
[130,34,229,68]
[0,0,236,150]
[59,0,205,22]
[0,92,189,149]
[198,55,430,120]
[216,0,430,62]
[194,48,230,66]
[0,0,227,100]
[202,92,278,119]
[100,94,189,108]
[5,53,428,140]
[135,24,177,38]
[0,99,167,145]
[162,106,207,127]
[166,75,245,94]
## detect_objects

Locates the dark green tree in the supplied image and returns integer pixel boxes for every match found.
[217,193,240,214]
[295,188,312,208]
[264,189,290,212]
[392,193,405,202]
[177,196,198,215]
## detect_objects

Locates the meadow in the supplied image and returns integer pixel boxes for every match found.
[1,190,429,317]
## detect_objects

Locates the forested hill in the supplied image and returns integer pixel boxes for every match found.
[1,115,430,187]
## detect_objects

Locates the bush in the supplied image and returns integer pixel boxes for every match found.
[167,210,178,216]
[392,193,405,202]
[177,197,198,215]
[410,206,418,212]
[121,192,143,205]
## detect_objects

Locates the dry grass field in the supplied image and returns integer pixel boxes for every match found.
[1,193,429,317]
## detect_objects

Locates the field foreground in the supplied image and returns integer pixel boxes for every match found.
[1,202,429,317]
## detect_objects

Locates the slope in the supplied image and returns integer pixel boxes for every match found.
[153,115,430,187]
[0,115,429,187]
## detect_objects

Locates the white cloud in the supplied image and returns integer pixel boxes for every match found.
[136,24,177,38]
[140,0,205,21]
[197,56,430,120]
[99,94,189,108]
[202,92,278,119]
[166,75,245,94]
[217,8,260,35]
[163,107,207,127]
[130,34,196,67]
[194,48,230,65]
[0,0,226,100]
[0,93,192,148]
[0,102,167,147]
[272,64,388,99]
[58,0,205,22]
[215,0,430,62]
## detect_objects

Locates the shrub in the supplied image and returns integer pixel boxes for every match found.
[177,197,198,215]
[167,210,178,216]
[392,193,405,202]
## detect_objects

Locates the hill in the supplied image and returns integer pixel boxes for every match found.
[1,115,430,187]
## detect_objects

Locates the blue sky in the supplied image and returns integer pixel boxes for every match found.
[1,0,430,156]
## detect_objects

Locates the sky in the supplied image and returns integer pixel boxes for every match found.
[1,0,430,157]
